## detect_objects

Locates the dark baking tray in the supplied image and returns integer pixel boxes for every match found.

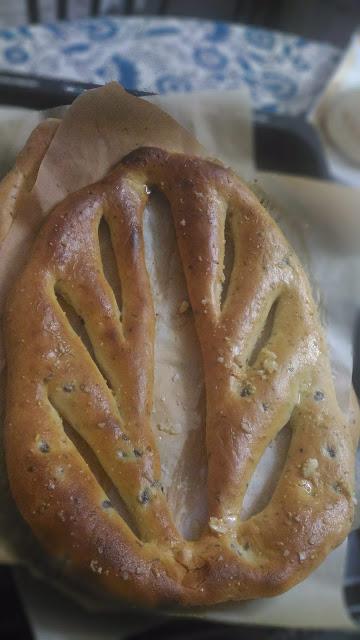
[254,112,328,178]
[0,74,357,638]
[0,72,328,179]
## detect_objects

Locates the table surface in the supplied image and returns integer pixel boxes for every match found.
[0,16,341,115]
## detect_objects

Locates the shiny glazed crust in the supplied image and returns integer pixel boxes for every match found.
[4,147,358,607]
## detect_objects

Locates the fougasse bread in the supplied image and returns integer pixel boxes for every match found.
[3,145,359,607]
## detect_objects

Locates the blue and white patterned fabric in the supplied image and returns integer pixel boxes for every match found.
[0,17,340,115]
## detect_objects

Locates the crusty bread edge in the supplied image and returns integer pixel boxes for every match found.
[0,118,60,245]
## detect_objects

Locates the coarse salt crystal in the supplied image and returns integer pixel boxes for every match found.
[302,458,319,479]
[209,515,237,534]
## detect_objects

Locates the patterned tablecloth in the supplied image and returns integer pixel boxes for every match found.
[0,16,341,115]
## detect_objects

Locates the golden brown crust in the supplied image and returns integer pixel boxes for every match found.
[0,118,59,244]
[4,147,359,607]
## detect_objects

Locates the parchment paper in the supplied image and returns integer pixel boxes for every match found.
[0,84,359,634]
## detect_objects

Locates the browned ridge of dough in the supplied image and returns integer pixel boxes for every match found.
[0,119,59,244]
[4,147,359,607]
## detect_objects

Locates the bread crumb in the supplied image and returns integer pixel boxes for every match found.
[256,368,268,380]
[298,551,306,562]
[157,423,180,435]
[217,356,225,364]
[180,219,186,227]
[261,348,278,373]
[178,547,192,565]
[90,560,103,574]
[241,419,252,434]
[178,300,189,314]
[283,549,290,557]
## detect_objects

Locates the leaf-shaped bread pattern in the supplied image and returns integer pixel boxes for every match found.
[4,148,358,606]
